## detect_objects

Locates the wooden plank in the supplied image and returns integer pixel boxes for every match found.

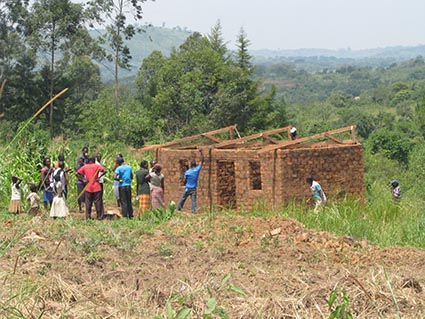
[139,125,236,152]
[324,133,343,144]
[262,134,279,144]
[351,125,357,143]
[258,125,357,154]
[212,126,291,148]
[202,134,222,143]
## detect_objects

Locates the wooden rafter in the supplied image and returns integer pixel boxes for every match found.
[139,125,236,152]
[257,125,357,154]
[211,126,291,149]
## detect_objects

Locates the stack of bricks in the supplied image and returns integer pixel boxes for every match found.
[156,143,364,212]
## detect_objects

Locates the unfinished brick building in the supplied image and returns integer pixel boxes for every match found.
[140,125,364,212]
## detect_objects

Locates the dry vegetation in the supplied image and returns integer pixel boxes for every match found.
[1,209,425,318]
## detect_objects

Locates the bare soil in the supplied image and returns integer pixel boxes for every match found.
[1,208,425,318]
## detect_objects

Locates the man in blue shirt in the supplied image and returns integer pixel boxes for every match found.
[177,149,204,213]
[114,157,134,218]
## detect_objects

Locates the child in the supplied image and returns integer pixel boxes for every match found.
[50,172,69,218]
[9,175,23,214]
[27,183,41,216]
[391,180,401,201]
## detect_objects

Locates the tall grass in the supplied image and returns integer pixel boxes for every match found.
[278,181,425,248]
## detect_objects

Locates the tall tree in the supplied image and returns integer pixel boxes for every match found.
[135,29,274,138]
[0,0,41,125]
[86,0,152,107]
[235,27,253,74]
[25,0,87,135]
[207,20,228,60]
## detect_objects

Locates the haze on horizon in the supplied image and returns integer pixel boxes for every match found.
[141,0,425,51]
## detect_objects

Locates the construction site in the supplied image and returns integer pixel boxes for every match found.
[140,125,364,211]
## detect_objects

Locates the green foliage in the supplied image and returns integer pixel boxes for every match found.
[135,29,276,138]
[328,290,353,319]
[366,127,414,165]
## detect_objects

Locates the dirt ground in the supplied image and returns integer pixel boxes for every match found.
[1,208,425,318]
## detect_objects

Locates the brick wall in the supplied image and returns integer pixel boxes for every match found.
[155,143,364,212]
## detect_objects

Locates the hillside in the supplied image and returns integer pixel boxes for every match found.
[93,25,425,81]
[1,210,425,318]
[92,25,192,81]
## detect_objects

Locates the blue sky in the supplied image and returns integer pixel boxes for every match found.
[141,0,425,50]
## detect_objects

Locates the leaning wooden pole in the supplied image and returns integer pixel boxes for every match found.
[3,88,69,153]
[0,79,6,99]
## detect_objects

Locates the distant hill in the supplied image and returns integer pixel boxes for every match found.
[251,45,425,72]
[91,25,192,82]
[93,25,425,81]
[251,45,425,60]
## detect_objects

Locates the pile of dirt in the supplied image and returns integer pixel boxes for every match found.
[1,212,425,318]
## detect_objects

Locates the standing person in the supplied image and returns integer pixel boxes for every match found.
[77,156,105,220]
[55,154,70,199]
[26,183,41,216]
[78,146,90,165]
[113,154,123,207]
[41,157,54,210]
[177,149,204,214]
[149,164,165,209]
[290,127,298,140]
[136,160,151,215]
[53,161,69,199]
[9,175,23,214]
[306,175,327,212]
[95,152,105,217]
[114,156,134,218]
[50,172,69,219]
[75,157,86,213]
[391,180,401,201]
[76,146,89,211]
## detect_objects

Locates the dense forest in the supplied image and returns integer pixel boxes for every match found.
[1,0,425,202]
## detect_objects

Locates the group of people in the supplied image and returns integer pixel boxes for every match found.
[7,143,401,218]
[134,148,205,215]
[7,147,206,220]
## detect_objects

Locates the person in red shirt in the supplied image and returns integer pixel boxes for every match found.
[77,156,105,220]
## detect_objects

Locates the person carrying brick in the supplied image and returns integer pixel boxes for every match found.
[177,149,204,214]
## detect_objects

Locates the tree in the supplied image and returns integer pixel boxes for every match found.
[207,20,228,60]
[367,128,414,165]
[0,0,41,126]
[25,0,87,135]
[235,28,253,74]
[134,50,165,108]
[86,0,152,106]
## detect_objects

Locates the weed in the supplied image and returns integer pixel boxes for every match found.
[328,290,353,319]
[160,243,173,258]
[194,240,204,250]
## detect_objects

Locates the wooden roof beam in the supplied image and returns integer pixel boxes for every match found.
[212,126,292,149]
[258,125,357,154]
[139,125,237,152]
